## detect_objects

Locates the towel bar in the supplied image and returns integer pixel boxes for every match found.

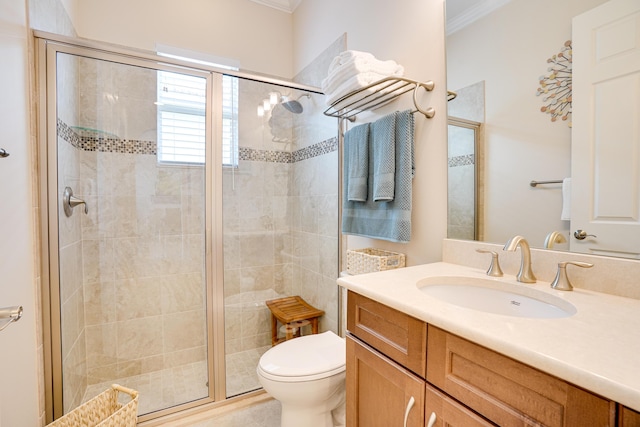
[530,179,563,187]
[323,76,436,121]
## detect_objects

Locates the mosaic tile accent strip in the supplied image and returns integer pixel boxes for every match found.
[58,119,337,162]
[239,147,292,163]
[239,137,338,164]
[57,119,157,155]
[57,120,81,149]
[292,137,338,163]
[79,137,157,155]
[448,154,474,168]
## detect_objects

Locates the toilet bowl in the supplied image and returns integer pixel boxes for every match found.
[257,331,346,427]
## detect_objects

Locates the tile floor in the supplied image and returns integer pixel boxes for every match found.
[225,345,270,397]
[83,361,209,415]
[82,346,269,416]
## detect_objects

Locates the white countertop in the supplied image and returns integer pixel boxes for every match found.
[337,262,640,411]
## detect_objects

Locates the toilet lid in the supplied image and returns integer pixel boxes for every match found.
[259,331,346,378]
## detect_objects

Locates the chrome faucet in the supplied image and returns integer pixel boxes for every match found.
[550,261,593,291]
[503,235,536,283]
[543,231,567,249]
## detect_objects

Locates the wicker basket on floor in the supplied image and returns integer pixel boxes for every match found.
[346,248,406,275]
[46,384,138,427]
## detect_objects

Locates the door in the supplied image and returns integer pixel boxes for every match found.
[46,46,213,420]
[0,1,40,426]
[571,0,640,258]
[346,335,425,427]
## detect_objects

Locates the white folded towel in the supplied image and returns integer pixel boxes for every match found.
[561,177,571,220]
[325,72,393,107]
[328,50,376,72]
[323,53,404,95]
[323,50,404,107]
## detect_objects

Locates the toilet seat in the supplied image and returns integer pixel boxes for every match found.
[258,331,346,383]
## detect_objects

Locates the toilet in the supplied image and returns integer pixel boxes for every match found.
[257,331,346,427]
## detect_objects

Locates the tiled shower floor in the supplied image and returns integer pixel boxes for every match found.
[81,345,271,416]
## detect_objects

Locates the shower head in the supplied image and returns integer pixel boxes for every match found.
[280,93,311,114]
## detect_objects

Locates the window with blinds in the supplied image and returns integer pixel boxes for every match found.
[157,71,238,166]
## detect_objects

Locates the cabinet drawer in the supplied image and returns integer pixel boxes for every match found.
[426,383,496,427]
[426,325,615,427]
[347,335,425,427]
[347,291,427,377]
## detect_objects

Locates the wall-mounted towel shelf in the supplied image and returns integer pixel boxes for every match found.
[323,76,437,121]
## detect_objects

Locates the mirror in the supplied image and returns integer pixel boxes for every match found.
[445,0,631,256]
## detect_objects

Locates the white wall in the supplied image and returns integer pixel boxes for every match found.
[74,0,294,78]
[446,0,606,246]
[293,0,449,266]
[0,0,40,426]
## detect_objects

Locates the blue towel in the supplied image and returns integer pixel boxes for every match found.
[372,112,396,202]
[345,123,370,202]
[342,110,415,243]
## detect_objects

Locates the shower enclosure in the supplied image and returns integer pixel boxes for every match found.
[38,34,338,423]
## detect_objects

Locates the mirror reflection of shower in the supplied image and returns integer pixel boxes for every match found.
[258,92,311,145]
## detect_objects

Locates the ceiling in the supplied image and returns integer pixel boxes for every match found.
[248,0,301,13]
[446,0,513,34]
[248,0,512,32]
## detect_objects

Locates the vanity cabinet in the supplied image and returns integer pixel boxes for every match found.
[346,290,617,427]
[346,290,427,426]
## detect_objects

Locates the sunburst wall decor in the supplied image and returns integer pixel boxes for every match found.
[536,40,572,127]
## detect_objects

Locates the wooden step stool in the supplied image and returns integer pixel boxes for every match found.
[266,296,324,346]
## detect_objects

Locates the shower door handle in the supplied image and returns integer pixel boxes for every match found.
[63,187,88,217]
[0,306,23,332]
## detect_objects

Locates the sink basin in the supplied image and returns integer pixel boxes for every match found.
[418,276,576,319]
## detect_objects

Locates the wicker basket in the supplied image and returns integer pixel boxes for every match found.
[47,384,138,427]
[346,248,406,275]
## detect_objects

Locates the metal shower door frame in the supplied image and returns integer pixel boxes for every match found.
[36,33,222,424]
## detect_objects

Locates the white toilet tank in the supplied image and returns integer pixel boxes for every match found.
[258,331,345,382]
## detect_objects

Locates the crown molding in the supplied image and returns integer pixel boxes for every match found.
[249,0,302,13]
[447,0,513,36]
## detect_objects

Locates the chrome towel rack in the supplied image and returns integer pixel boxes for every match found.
[530,179,563,187]
[323,76,437,121]
[0,306,23,332]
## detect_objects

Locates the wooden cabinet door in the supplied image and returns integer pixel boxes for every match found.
[347,335,425,427]
[426,326,615,427]
[425,384,496,427]
[619,405,640,426]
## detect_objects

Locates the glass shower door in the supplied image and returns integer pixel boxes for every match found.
[54,51,210,416]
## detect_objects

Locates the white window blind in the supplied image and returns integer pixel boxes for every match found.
[157,71,238,166]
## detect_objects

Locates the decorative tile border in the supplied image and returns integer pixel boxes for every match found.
[292,137,338,163]
[239,137,338,164]
[57,119,157,155]
[239,147,292,163]
[57,120,81,149]
[79,137,157,155]
[58,119,336,163]
[448,154,474,168]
